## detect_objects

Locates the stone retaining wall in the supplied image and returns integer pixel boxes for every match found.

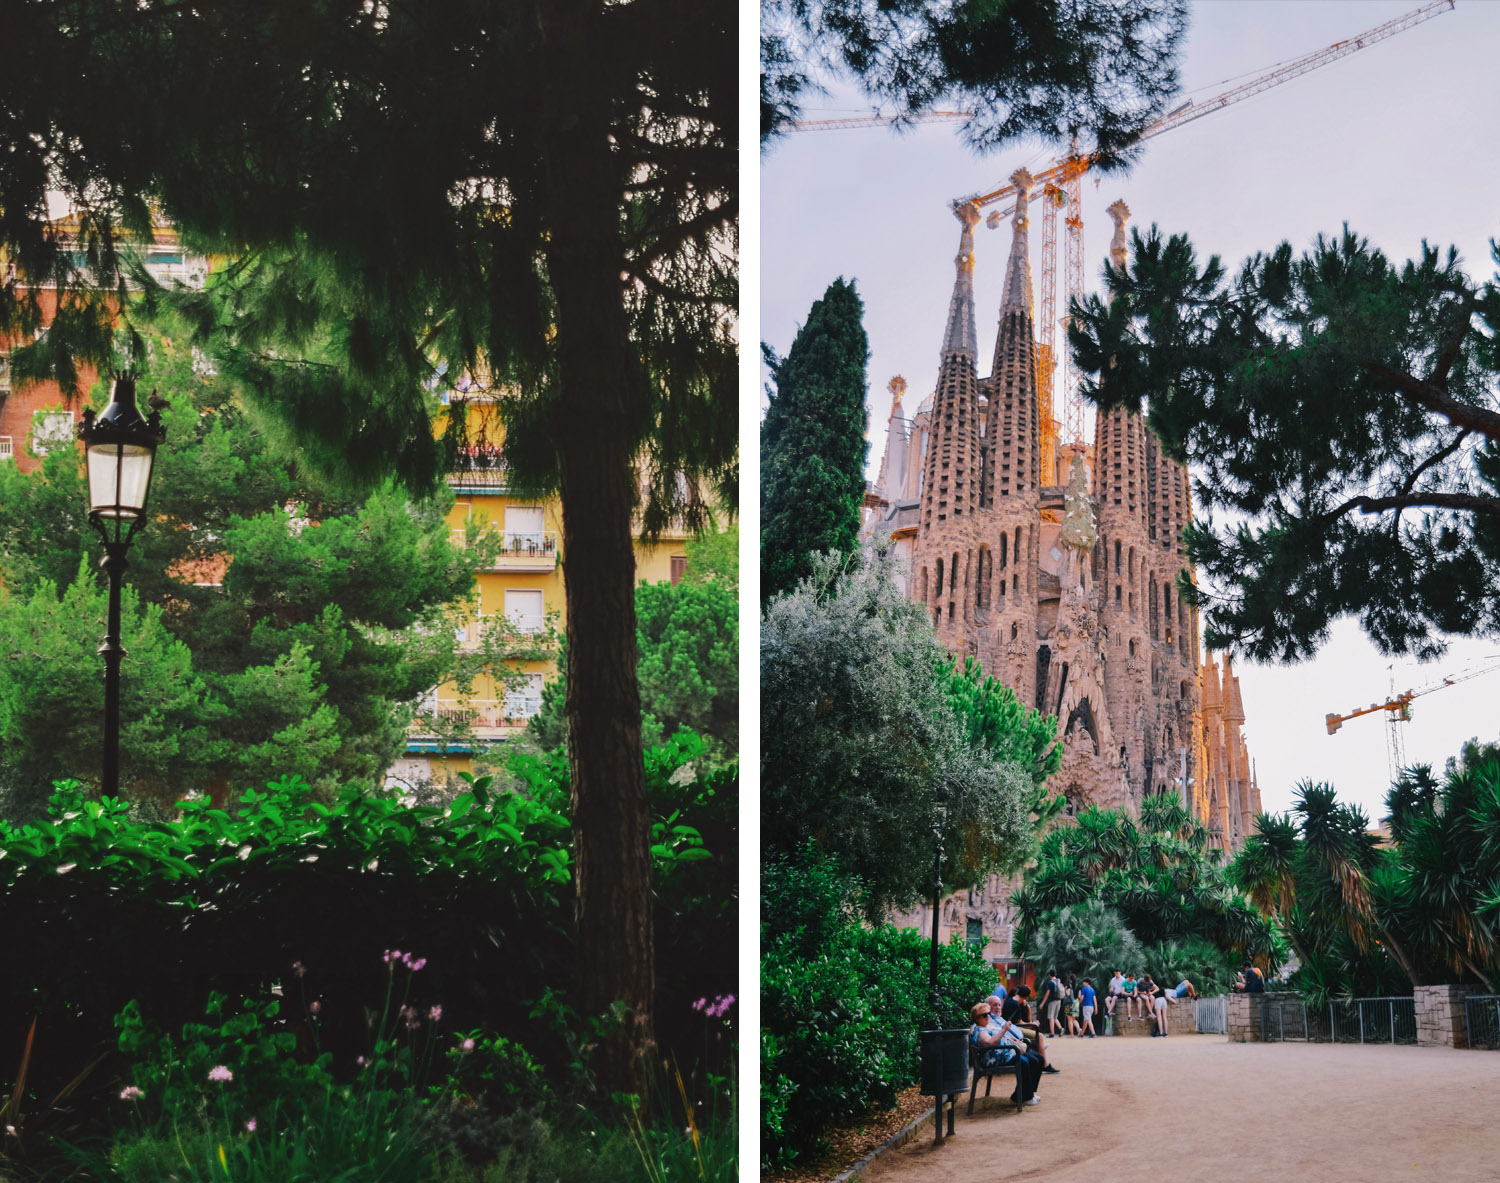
[1101,997,1198,1036]
[1226,991,1302,1042]
[1414,984,1481,1048]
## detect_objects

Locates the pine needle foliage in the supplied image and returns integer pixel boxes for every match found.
[761,0,1190,165]
[1070,226,1500,661]
[0,1,736,1091]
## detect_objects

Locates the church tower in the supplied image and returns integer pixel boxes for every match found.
[913,201,985,651]
[1092,201,1154,806]
[975,170,1043,700]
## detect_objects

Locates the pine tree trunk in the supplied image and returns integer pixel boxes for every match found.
[537,0,654,1100]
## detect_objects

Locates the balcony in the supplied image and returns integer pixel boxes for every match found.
[411,697,540,739]
[453,610,554,650]
[452,529,558,572]
[447,448,509,489]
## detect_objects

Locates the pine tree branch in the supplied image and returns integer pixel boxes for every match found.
[1427,290,1477,388]
[1357,359,1500,442]
[1395,430,1468,499]
[1317,489,1500,524]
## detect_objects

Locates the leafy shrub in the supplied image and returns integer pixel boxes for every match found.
[0,731,736,1127]
[760,847,993,1170]
[1019,900,1144,986]
[1141,937,1243,996]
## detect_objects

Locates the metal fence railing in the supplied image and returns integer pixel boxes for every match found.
[1325,996,1417,1044]
[1195,995,1227,1034]
[1464,995,1500,1050]
[1261,997,1311,1042]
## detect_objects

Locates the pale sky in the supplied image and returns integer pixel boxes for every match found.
[761,0,1500,823]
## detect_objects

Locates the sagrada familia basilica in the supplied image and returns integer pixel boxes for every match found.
[867,172,1260,961]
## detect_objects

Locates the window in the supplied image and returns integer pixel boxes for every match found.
[966,919,984,949]
[31,410,74,457]
[504,505,545,550]
[0,353,10,391]
[0,437,11,461]
[670,555,687,585]
[504,674,545,719]
[503,589,545,632]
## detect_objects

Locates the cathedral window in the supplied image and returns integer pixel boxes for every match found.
[1011,621,1020,641]
[1114,541,1121,574]
[1115,584,1122,605]
[936,558,944,596]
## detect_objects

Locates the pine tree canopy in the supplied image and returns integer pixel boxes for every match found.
[0,0,736,525]
[1069,226,1500,663]
[761,0,1189,163]
[761,276,870,600]
[0,0,736,1093]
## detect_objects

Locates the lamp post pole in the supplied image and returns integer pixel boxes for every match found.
[928,818,943,1027]
[98,541,131,797]
[77,374,164,798]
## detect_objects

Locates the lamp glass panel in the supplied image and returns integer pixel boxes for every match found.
[87,443,154,518]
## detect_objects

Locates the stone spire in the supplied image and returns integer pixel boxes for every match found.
[1223,654,1246,724]
[876,376,910,499]
[1106,199,1131,269]
[1000,169,1036,317]
[941,202,981,361]
[1059,452,1098,554]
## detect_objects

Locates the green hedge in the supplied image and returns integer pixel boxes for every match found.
[0,732,735,1124]
[760,848,994,1171]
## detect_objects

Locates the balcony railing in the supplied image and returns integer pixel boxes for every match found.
[451,529,558,570]
[453,610,551,649]
[412,698,540,736]
[448,448,508,485]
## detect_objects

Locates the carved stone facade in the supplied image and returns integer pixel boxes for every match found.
[870,195,1259,963]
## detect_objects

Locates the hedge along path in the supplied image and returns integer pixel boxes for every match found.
[857,1034,1500,1182]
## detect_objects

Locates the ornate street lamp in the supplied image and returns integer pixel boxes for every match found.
[77,375,165,796]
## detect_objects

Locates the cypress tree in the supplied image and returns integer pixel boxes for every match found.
[761,278,870,600]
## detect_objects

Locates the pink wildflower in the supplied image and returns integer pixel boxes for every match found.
[400,1005,421,1031]
[245,1118,257,1133]
[429,1004,443,1022]
[309,999,322,1015]
[208,1066,233,1083]
[460,1038,476,1053]
[292,961,306,978]
[402,953,427,972]
[119,1086,144,1101]
[692,997,708,1012]
[356,1055,367,1067]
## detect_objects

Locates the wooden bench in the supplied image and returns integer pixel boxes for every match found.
[967,1042,1025,1115]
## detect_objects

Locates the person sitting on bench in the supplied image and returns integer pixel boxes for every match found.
[996,988,1060,1074]
[970,1002,1043,1105]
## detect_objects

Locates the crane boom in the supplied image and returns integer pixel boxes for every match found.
[1325,656,1500,735]
[791,110,973,131]
[955,0,1453,214]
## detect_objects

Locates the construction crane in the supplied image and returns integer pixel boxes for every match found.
[792,2,1454,477]
[791,110,974,132]
[954,0,1454,476]
[1325,655,1500,780]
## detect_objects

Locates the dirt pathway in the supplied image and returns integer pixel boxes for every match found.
[859,1034,1500,1182]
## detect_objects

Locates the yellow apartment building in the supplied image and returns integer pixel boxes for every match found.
[390,394,690,789]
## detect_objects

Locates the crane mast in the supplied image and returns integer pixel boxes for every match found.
[949,0,1454,470]
[1325,657,1500,781]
